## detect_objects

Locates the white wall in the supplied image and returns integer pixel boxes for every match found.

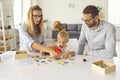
[115,26,120,40]
[37,0,120,40]
[38,0,108,28]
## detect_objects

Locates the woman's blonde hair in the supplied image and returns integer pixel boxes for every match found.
[57,30,69,42]
[26,5,44,36]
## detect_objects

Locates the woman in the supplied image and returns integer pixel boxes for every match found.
[19,5,57,57]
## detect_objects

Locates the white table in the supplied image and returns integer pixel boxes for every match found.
[0,51,119,80]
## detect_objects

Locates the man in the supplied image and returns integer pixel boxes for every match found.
[78,5,116,58]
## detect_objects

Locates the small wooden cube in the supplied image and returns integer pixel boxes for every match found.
[15,50,28,59]
[92,60,116,74]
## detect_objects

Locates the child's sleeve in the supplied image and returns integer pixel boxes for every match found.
[63,45,74,53]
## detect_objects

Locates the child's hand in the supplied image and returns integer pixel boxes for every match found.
[63,51,75,59]
[54,55,61,60]
[48,55,61,60]
[63,52,70,59]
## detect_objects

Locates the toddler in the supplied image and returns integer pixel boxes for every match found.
[55,30,75,59]
[42,30,75,59]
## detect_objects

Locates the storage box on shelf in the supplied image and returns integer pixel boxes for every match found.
[0,2,16,52]
[0,43,10,51]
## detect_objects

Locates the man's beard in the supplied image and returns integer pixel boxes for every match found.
[87,21,96,28]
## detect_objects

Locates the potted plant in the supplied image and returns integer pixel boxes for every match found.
[97,6,104,19]
[43,19,48,23]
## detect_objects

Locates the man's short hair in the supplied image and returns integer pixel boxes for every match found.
[83,5,99,18]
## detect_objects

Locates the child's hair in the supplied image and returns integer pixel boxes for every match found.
[57,30,69,42]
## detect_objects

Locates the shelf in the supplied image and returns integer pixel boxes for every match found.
[0,2,16,52]
[0,37,14,42]
[0,30,4,32]
[0,28,14,32]
[0,44,10,51]
[0,47,16,52]
[0,40,6,43]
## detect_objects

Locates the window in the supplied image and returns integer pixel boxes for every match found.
[13,0,21,26]
[13,0,30,28]
[108,0,120,25]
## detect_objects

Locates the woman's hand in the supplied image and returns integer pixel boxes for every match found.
[32,48,40,52]
[49,49,57,58]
